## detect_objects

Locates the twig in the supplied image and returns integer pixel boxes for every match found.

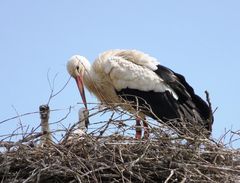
[11,105,25,139]
[164,170,174,183]
[0,111,39,124]
[47,69,71,105]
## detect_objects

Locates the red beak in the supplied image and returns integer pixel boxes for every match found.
[75,76,88,109]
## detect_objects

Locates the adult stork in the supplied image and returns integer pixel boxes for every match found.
[67,49,213,139]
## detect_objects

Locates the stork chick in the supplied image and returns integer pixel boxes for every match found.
[69,107,89,139]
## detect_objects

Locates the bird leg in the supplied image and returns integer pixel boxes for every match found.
[143,120,149,139]
[135,117,142,139]
[135,116,149,139]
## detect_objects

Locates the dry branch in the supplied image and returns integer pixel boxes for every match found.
[0,106,240,183]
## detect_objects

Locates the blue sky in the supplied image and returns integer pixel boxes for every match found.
[0,1,239,147]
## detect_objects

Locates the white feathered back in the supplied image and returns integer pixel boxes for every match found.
[92,50,178,99]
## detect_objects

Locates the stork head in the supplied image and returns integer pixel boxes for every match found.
[67,55,90,109]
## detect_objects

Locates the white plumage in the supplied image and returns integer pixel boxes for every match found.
[67,49,213,139]
[104,56,178,99]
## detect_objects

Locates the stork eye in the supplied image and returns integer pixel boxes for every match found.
[76,66,80,71]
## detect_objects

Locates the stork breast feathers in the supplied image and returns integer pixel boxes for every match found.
[99,55,178,100]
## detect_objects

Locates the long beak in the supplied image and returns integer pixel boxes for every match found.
[75,76,88,109]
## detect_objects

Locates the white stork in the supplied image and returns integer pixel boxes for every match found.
[67,49,213,139]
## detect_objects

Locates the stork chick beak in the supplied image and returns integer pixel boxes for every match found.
[75,76,88,109]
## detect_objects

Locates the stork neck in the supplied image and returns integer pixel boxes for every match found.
[83,65,93,91]
[78,119,86,130]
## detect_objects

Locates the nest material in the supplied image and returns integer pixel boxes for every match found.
[0,129,240,183]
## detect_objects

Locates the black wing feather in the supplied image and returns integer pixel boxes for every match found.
[116,89,179,121]
[156,65,212,124]
[116,64,213,134]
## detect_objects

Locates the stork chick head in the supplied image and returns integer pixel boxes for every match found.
[67,55,90,109]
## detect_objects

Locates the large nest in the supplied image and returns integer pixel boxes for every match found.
[0,104,240,183]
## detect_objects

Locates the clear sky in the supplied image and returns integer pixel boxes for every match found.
[0,1,239,147]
